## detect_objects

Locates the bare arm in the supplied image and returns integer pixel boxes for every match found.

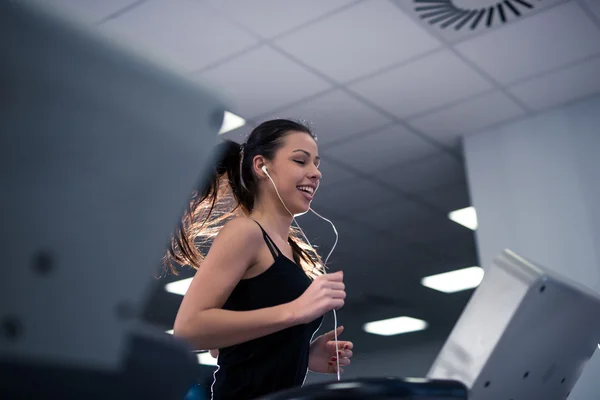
[173,218,298,350]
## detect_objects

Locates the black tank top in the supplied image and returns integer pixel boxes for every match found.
[210,221,323,400]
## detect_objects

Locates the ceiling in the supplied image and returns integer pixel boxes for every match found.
[34,0,600,369]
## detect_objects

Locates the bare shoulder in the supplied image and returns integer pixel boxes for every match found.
[217,216,262,243]
[210,216,263,256]
[196,216,263,278]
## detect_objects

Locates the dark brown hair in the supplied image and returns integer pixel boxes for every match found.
[164,119,324,278]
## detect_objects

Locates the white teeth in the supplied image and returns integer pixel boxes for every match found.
[297,186,314,195]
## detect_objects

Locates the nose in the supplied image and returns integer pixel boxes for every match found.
[310,164,322,181]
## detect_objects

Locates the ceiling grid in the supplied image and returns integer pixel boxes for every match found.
[29,0,600,352]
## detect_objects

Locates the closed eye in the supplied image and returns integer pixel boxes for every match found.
[294,160,305,165]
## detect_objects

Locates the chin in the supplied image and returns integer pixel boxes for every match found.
[284,192,312,216]
[289,201,310,216]
[294,209,310,217]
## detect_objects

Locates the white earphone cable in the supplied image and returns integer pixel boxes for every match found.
[264,169,341,381]
[308,208,340,381]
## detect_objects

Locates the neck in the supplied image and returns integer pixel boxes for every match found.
[250,197,294,242]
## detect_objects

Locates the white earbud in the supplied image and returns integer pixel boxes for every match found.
[261,165,268,175]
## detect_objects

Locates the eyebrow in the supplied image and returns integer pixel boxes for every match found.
[293,149,320,161]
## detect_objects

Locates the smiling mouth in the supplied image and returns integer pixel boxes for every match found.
[297,185,315,195]
[297,185,315,200]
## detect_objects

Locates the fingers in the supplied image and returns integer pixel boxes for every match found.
[327,340,354,366]
[338,356,351,367]
[332,298,345,310]
[323,271,343,281]
[323,326,344,341]
[328,358,350,374]
[317,273,345,306]
[340,341,353,350]
[332,348,353,359]
[339,349,353,359]
[326,287,346,299]
[329,349,352,358]
[328,340,353,352]
[314,272,345,313]
[323,281,345,290]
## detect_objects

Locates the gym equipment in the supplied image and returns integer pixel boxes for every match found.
[0,1,225,399]
[258,377,468,399]
[427,249,600,399]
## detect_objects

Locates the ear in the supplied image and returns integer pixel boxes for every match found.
[252,155,268,178]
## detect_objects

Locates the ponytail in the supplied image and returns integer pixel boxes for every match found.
[164,121,325,278]
[164,140,245,274]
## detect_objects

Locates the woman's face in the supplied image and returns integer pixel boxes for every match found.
[263,131,322,215]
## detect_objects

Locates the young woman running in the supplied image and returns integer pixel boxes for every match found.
[166,119,353,399]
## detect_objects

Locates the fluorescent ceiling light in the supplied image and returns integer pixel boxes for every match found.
[218,111,246,135]
[197,352,218,366]
[165,277,193,296]
[448,206,477,230]
[421,266,484,294]
[363,316,428,336]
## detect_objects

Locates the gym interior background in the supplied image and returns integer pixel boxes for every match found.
[29,1,600,398]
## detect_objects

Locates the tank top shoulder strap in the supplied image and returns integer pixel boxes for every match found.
[252,220,281,260]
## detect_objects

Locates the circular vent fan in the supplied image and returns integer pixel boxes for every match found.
[414,0,544,31]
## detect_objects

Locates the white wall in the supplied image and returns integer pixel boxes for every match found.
[464,94,600,400]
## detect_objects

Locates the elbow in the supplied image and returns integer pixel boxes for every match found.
[172,324,187,340]
[172,315,193,342]
[172,314,207,350]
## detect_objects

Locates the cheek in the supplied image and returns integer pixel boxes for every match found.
[279,172,302,193]
[283,177,299,193]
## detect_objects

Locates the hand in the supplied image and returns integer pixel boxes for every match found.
[289,271,345,325]
[308,326,353,374]
[209,349,219,358]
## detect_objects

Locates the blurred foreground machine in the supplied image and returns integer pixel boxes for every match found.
[1,2,599,400]
[0,1,224,399]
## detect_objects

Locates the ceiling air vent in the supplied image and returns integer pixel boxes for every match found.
[414,0,544,31]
